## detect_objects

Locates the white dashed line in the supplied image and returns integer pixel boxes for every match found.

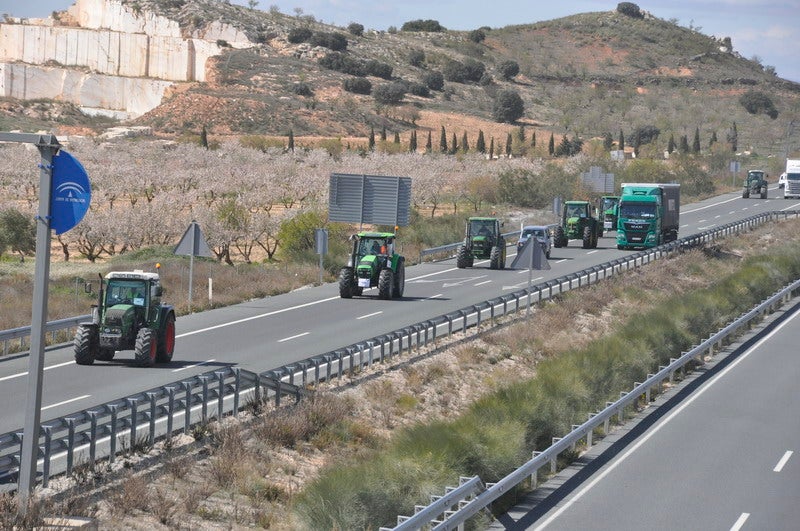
[172,359,217,373]
[730,513,750,531]
[774,450,793,472]
[356,311,383,320]
[278,332,310,343]
[42,395,91,411]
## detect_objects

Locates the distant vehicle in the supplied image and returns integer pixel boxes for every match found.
[779,172,786,189]
[616,183,680,250]
[599,195,620,231]
[785,160,800,199]
[517,225,551,259]
[742,169,768,199]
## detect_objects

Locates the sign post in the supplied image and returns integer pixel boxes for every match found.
[314,228,328,285]
[0,133,91,510]
[174,221,212,309]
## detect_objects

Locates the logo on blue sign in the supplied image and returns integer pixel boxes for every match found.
[50,150,91,234]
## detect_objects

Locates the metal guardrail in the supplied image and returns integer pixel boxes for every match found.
[387,278,800,531]
[0,211,797,491]
[1,315,89,356]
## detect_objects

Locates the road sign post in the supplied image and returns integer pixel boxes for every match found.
[174,221,213,309]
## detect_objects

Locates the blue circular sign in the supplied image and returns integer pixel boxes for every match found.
[50,150,91,235]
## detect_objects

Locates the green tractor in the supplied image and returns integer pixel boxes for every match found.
[339,232,405,299]
[742,169,768,199]
[599,195,620,232]
[456,217,506,269]
[74,269,176,367]
[553,200,602,249]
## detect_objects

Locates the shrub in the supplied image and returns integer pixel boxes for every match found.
[467,29,486,43]
[310,31,348,51]
[422,70,444,91]
[630,124,660,145]
[0,208,36,261]
[492,89,524,123]
[617,2,643,18]
[287,27,312,43]
[292,82,313,96]
[343,77,372,95]
[497,60,520,80]
[364,59,393,79]
[318,52,365,76]
[406,82,430,98]
[373,82,406,105]
[347,22,364,36]
[462,59,486,82]
[408,49,425,67]
[443,60,467,83]
[739,90,779,119]
[401,19,444,32]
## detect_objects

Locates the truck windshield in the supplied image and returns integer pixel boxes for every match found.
[788,173,800,181]
[619,203,657,219]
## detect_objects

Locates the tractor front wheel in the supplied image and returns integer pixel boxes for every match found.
[743,189,750,198]
[378,268,394,299]
[456,245,472,268]
[74,325,98,365]
[157,311,176,363]
[134,328,157,367]
[339,267,356,298]
[553,226,567,248]
[393,259,405,298]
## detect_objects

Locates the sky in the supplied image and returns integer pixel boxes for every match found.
[1,0,798,82]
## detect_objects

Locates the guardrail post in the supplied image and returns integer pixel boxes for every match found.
[587,414,596,447]
[233,368,241,415]
[550,438,560,474]
[201,376,210,423]
[167,387,176,438]
[183,382,192,434]
[66,418,76,476]
[109,404,119,463]
[42,426,52,488]
[147,392,157,447]
[216,371,226,419]
[604,402,613,434]
[531,451,542,488]
[128,398,138,450]
[89,411,98,465]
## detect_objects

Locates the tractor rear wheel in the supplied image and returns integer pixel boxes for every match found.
[74,325,98,365]
[339,267,356,298]
[553,226,566,248]
[456,245,472,268]
[393,259,405,298]
[134,328,157,367]
[378,268,394,299]
[157,311,176,363]
[582,226,593,249]
[743,189,750,198]
[96,348,115,361]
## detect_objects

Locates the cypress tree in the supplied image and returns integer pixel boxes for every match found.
[288,129,294,152]
[519,125,526,141]
[709,130,718,147]
[461,131,469,153]
[489,137,494,159]
[410,130,417,152]
[450,132,458,154]
[692,127,701,153]
[728,121,738,153]
[476,130,486,153]
[426,131,432,152]
[200,125,209,149]
[531,131,536,148]
[369,126,375,151]
[440,126,447,153]
[679,135,690,153]
[548,133,555,155]
[667,133,675,154]
[506,132,513,156]
[394,131,400,144]
[603,132,613,151]
[618,130,625,151]
[381,126,387,141]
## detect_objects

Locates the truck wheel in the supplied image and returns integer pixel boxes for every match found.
[582,226,593,249]
[553,226,566,248]
[393,259,405,298]
[74,325,98,365]
[339,267,355,298]
[134,328,157,367]
[378,269,394,299]
[456,245,471,268]
[489,246,501,269]
[96,348,115,361]
[157,311,176,363]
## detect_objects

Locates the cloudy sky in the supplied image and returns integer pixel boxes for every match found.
[1,0,797,82]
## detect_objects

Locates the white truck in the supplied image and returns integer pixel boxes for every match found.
[785,159,800,199]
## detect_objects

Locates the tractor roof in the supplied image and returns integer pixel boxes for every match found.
[357,232,395,239]
[468,216,498,221]
[106,270,160,281]
[564,200,590,205]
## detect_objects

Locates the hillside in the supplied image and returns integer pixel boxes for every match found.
[2,1,799,156]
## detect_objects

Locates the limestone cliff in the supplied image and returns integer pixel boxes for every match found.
[0,0,253,119]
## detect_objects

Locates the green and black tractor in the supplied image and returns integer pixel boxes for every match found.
[553,200,602,249]
[456,217,506,269]
[742,169,768,199]
[339,232,405,299]
[74,269,176,367]
[599,195,620,232]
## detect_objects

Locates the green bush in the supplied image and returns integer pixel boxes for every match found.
[373,83,406,105]
[347,22,364,37]
[309,31,348,51]
[617,2,643,18]
[498,60,520,80]
[492,89,524,123]
[739,90,779,119]
[287,27,312,44]
[343,77,372,95]
[422,71,444,91]
[401,19,444,32]
[364,59,393,79]
[408,49,425,67]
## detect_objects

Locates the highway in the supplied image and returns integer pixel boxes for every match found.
[1,188,798,435]
[501,300,800,531]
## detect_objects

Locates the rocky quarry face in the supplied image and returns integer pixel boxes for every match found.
[0,0,253,119]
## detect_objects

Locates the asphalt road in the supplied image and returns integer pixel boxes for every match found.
[1,187,798,434]
[500,301,800,531]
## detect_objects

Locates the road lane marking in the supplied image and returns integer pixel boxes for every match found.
[534,307,800,530]
[278,332,310,343]
[474,280,492,286]
[682,195,740,214]
[730,513,749,531]
[555,259,568,264]
[587,250,599,254]
[774,450,793,472]
[172,359,216,373]
[426,293,444,300]
[0,360,86,383]
[698,219,707,223]
[356,311,383,320]
[42,395,90,411]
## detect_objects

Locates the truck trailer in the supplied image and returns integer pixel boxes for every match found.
[616,183,680,250]
[785,159,800,199]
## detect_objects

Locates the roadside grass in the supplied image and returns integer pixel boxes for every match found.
[294,224,800,529]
